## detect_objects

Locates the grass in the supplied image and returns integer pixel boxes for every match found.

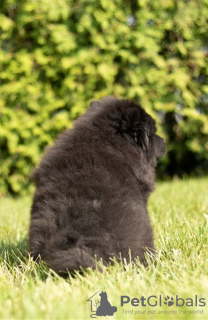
[0,177,208,320]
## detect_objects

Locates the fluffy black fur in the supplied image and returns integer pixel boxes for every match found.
[29,97,166,276]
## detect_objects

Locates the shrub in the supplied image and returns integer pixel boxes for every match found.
[0,0,207,195]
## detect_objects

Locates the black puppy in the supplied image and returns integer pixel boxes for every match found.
[29,97,166,276]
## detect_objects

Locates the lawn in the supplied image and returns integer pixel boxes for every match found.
[0,178,208,320]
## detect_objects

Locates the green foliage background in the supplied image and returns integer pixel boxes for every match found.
[0,0,208,196]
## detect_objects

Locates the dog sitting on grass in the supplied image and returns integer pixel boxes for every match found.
[29,97,166,276]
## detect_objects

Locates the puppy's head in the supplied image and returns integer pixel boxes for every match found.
[89,97,166,163]
[118,100,166,163]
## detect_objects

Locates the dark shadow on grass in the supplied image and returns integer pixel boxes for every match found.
[0,237,28,266]
[0,238,49,280]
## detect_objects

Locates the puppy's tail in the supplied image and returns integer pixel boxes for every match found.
[43,234,98,277]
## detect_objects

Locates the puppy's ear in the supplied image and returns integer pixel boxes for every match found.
[120,108,149,151]
[135,126,149,151]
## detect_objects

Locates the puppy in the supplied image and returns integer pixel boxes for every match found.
[29,97,166,276]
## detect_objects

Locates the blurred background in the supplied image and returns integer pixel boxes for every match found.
[0,0,207,196]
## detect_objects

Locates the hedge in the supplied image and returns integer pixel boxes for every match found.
[0,0,208,196]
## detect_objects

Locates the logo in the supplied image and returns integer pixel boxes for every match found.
[87,291,117,318]
[121,295,206,308]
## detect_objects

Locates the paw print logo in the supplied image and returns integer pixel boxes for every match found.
[164,296,174,307]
